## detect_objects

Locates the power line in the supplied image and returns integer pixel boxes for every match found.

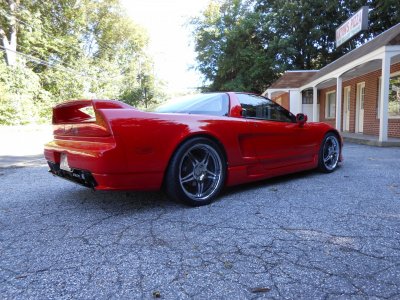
[0,7,129,59]
[14,2,123,54]
[0,46,128,81]
[0,9,139,79]
[16,43,80,71]
[0,45,88,77]
[0,8,95,74]
[0,9,84,56]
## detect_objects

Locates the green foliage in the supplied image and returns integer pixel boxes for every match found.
[345,0,400,42]
[0,0,162,124]
[120,87,144,107]
[0,80,14,125]
[120,70,166,109]
[0,59,45,124]
[192,1,261,92]
[192,0,400,93]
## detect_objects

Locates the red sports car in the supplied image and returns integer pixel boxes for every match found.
[44,92,342,206]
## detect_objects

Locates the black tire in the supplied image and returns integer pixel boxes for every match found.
[165,137,226,206]
[318,132,340,173]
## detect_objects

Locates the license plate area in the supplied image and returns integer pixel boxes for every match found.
[60,153,72,172]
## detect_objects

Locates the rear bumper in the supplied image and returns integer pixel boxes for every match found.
[47,160,163,190]
[44,138,118,174]
[44,143,164,190]
[45,139,164,191]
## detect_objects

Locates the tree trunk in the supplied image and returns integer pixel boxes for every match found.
[0,0,18,66]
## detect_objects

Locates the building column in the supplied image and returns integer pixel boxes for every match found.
[335,76,342,131]
[379,52,391,142]
[289,90,302,115]
[312,86,318,122]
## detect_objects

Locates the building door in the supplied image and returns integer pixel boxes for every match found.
[356,82,365,133]
[343,86,351,132]
[302,89,319,122]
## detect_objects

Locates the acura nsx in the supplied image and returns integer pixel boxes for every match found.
[44,92,342,206]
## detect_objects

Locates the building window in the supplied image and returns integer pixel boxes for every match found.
[302,90,313,104]
[377,72,400,119]
[325,91,336,119]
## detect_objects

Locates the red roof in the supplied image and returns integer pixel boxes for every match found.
[268,71,318,89]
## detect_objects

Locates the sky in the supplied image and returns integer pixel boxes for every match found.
[120,0,211,95]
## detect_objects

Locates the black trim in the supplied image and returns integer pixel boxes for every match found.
[47,161,97,188]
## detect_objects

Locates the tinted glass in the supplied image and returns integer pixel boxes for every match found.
[236,93,296,122]
[154,93,229,116]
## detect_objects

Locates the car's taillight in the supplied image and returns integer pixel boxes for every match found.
[95,110,111,133]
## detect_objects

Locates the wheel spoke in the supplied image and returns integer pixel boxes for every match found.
[181,172,195,184]
[206,169,217,179]
[201,151,210,166]
[187,151,199,166]
[196,181,204,197]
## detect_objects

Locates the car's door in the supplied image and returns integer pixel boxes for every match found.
[237,93,317,171]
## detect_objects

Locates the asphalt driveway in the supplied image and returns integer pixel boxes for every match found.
[0,143,399,299]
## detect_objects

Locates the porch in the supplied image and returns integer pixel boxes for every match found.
[341,132,400,147]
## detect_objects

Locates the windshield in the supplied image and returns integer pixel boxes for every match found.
[153,93,229,116]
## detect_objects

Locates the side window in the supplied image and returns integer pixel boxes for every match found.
[325,91,336,119]
[236,93,296,122]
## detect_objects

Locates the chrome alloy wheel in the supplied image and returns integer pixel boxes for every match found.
[322,136,339,171]
[178,144,223,201]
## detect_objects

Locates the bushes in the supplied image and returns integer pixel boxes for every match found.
[0,61,45,125]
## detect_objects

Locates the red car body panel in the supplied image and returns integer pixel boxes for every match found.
[44,93,342,191]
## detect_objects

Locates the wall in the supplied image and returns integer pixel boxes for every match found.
[272,92,290,111]
[318,62,400,138]
[318,87,336,128]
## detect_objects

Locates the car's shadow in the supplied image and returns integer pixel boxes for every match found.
[62,168,323,213]
[67,188,177,212]
[221,168,318,198]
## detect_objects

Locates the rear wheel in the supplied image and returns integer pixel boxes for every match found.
[165,137,226,206]
[318,132,340,173]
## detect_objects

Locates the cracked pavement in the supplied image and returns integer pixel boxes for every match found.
[0,143,400,299]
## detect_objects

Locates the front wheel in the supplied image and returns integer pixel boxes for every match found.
[165,137,226,206]
[318,132,340,173]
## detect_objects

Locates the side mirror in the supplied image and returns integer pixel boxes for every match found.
[296,113,308,126]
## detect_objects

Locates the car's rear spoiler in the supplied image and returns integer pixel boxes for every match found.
[52,99,132,124]
[52,99,132,137]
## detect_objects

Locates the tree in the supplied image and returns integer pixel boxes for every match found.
[255,0,354,70]
[343,0,400,44]
[191,0,400,93]
[191,0,273,92]
[0,0,163,124]
[0,0,19,66]
[120,58,165,109]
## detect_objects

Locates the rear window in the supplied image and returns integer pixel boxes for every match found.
[153,93,229,116]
